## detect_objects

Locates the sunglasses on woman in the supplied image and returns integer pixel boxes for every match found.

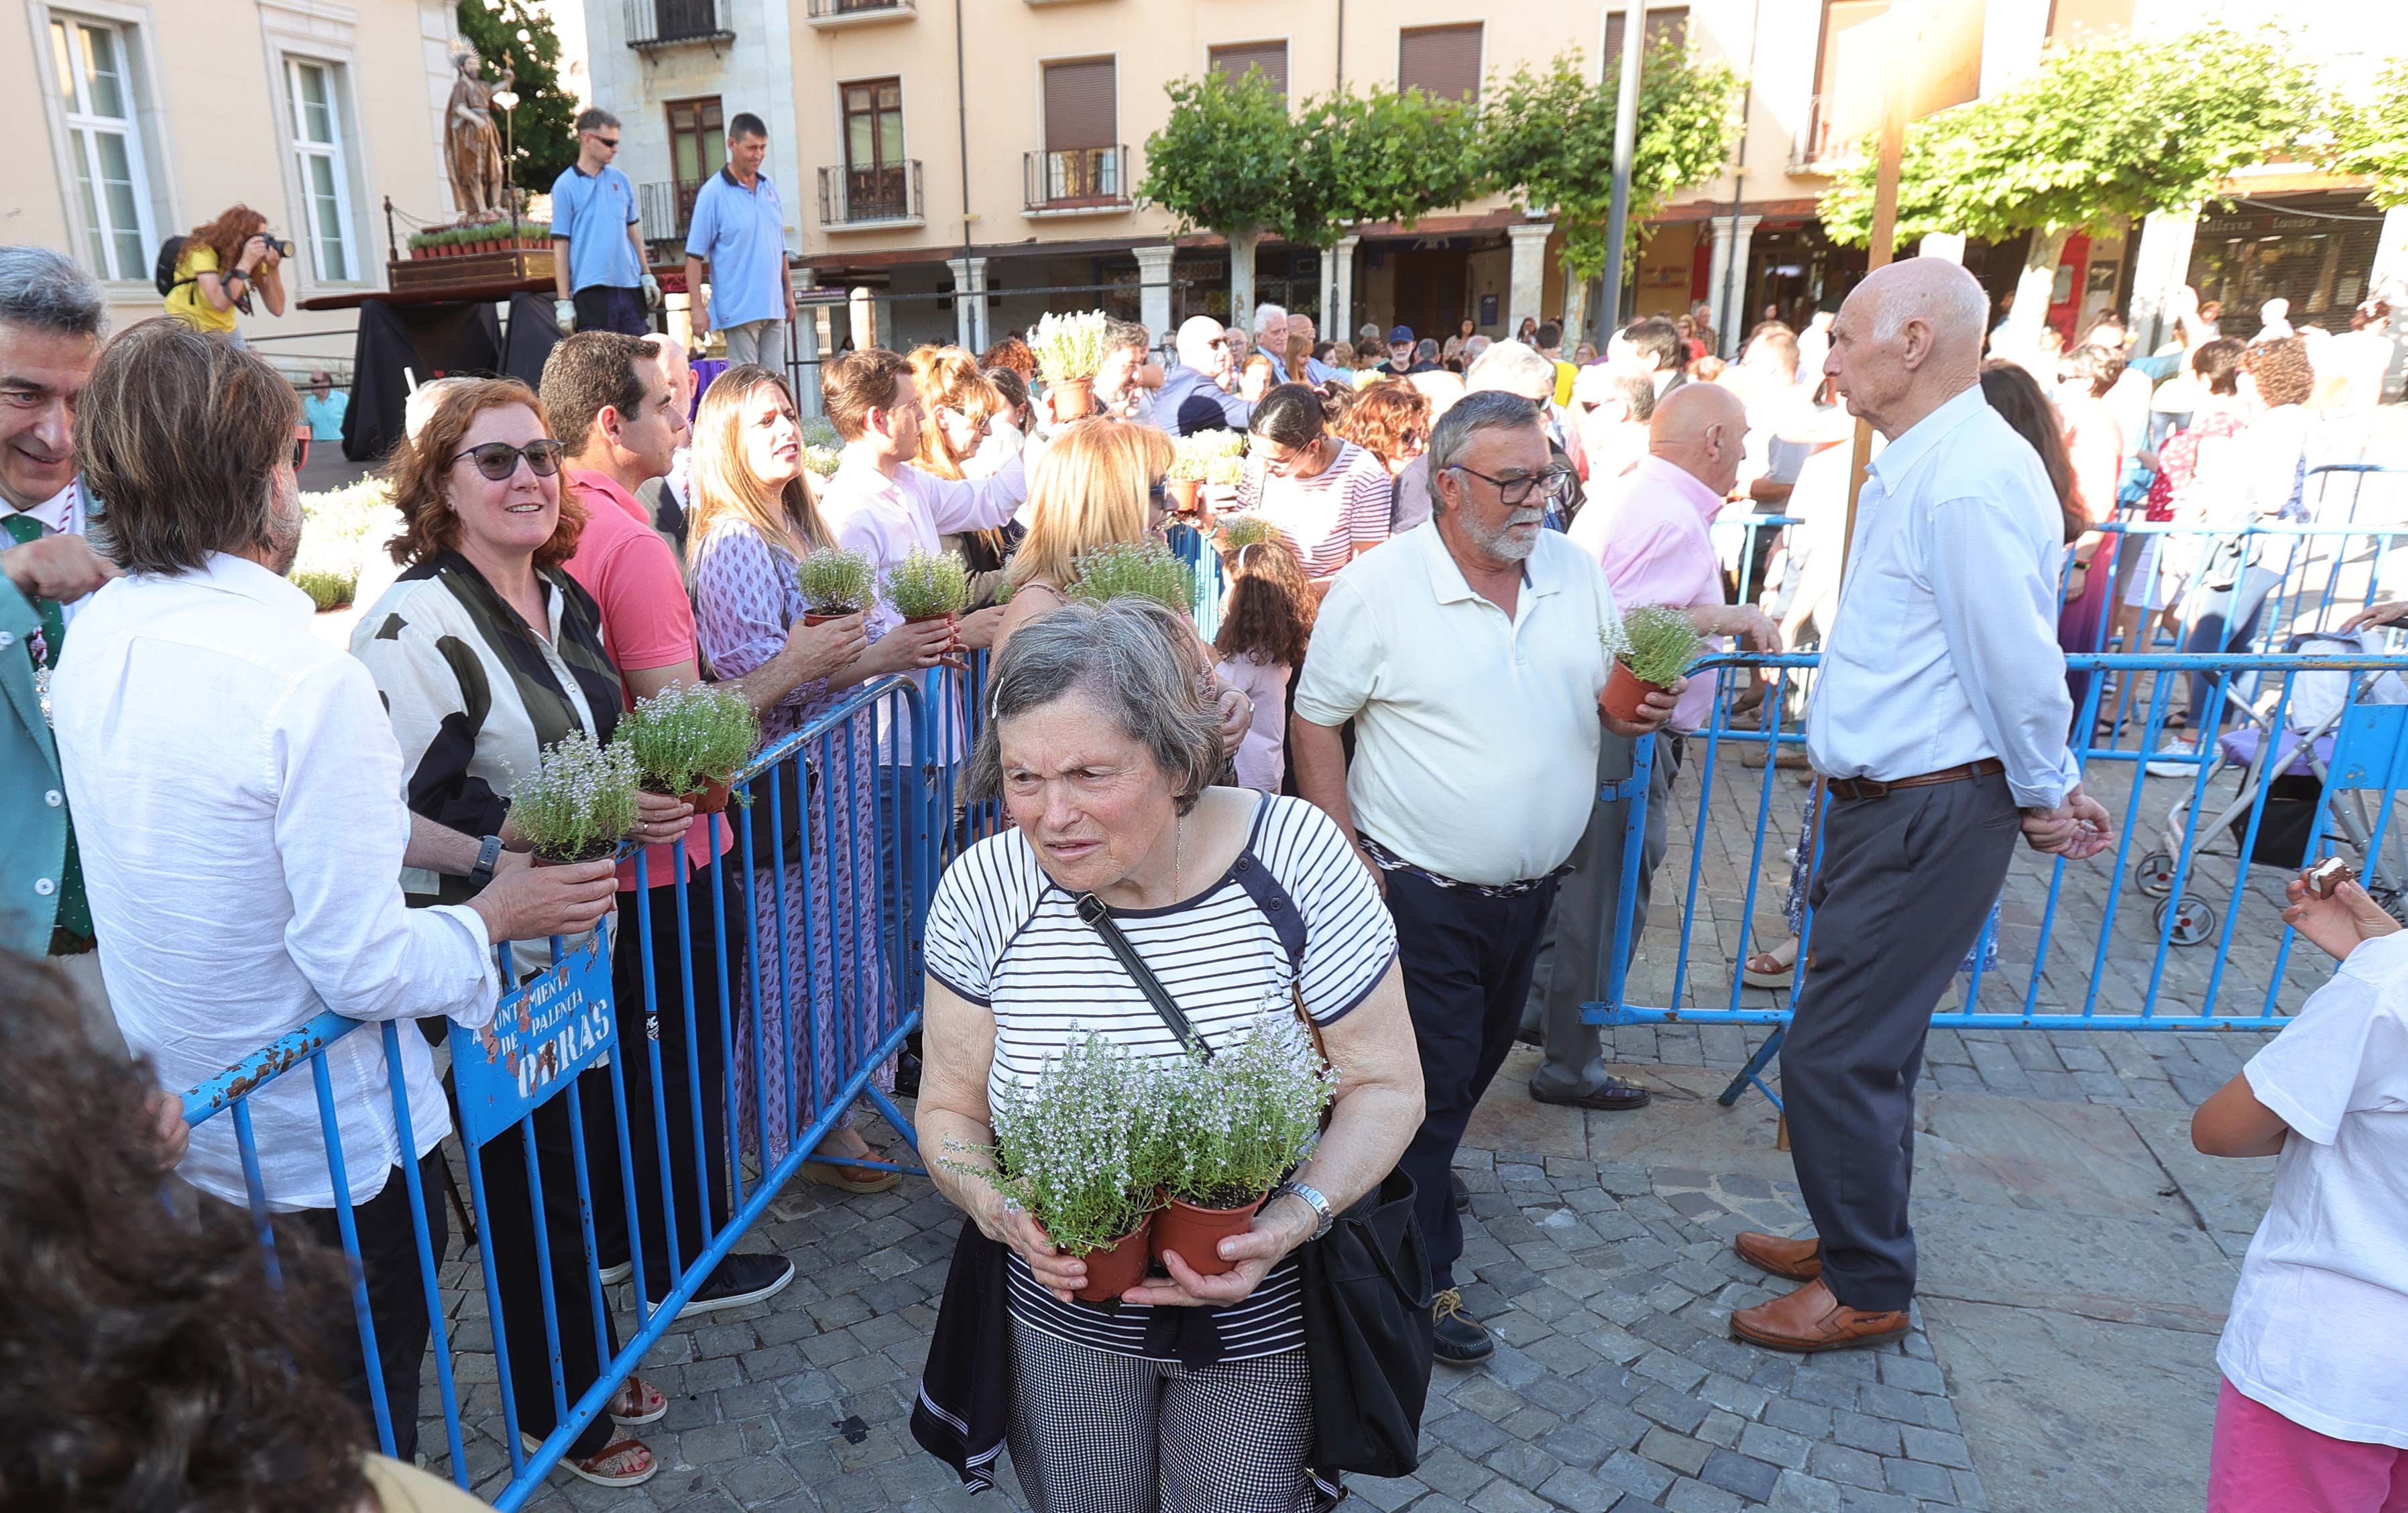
[449,439,566,480]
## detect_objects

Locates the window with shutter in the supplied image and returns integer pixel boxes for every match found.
[1603,6,1690,72]
[1397,23,1481,103]
[1208,40,1289,99]
[1042,57,1116,150]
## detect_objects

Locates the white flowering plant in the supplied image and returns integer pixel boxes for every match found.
[1606,604,1705,687]
[939,1032,1168,1256]
[802,443,843,478]
[884,549,971,620]
[794,545,876,616]
[1067,540,1198,617]
[1167,429,1243,483]
[1156,1005,1336,1209]
[1213,512,1279,553]
[616,680,759,795]
[508,729,641,864]
[1029,310,1112,385]
[1204,453,1247,488]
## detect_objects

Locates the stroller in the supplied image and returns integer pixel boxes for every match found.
[2130,632,2408,944]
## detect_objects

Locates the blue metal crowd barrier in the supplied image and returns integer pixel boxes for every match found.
[182,675,931,1506]
[1590,650,2408,1112]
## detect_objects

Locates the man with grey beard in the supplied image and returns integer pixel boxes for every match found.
[1292,388,1680,1367]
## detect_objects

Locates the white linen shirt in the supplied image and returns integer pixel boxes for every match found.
[53,555,498,1211]
[1294,523,1619,886]
[2220,932,2408,1449]
[1804,384,2078,810]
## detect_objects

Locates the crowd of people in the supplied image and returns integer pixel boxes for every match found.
[5,203,2407,1513]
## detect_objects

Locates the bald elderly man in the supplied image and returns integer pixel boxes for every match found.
[1526,384,1782,1111]
[1153,315,1251,436]
[1729,258,2112,1353]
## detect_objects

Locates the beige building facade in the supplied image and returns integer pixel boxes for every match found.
[6,0,473,377]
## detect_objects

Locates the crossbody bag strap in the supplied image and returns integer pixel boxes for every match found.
[1074,891,1211,1060]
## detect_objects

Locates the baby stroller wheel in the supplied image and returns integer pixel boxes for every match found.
[2133,850,2177,899]
[2154,895,2218,947]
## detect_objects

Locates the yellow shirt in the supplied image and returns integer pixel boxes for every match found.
[1552,359,1576,408]
[164,243,238,334]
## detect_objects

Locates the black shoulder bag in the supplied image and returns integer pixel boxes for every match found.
[1073,889,1434,1479]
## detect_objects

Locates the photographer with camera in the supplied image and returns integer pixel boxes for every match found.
[162,205,287,345]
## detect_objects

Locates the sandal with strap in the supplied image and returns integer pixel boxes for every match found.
[1743,941,1799,989]
[608,1376,667,1427]
[520,1431,656,1488]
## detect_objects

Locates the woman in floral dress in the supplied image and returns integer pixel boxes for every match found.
[687,365,942,1191]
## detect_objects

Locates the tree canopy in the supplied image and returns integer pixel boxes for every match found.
[2330,60,2408,211]
[1139,68,1297,243]
[1819,23,2316,246]
[455,0,577,197]
[1481,48,1741,281]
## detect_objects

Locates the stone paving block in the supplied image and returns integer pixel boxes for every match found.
[1832,1408,1904,1457]
[1951,1469,1990,1510]
[1808,1440,1886,1491]
[1768,1469,1846,1512]
[1855,1383,1929,1425]
[1666,1477,1752,1513]
[1696,1408,1749,1449]
[1763,1397,1833,1440]
[1738,1420,1815,1472]
[1898,1425,1974,1469]
[1602,1447,1680,1502]
[1415,1445,1495,1501]
[1884,1455,1957,1501]
[1700,1448,1783,1502]
[1639,1425,1714,1477]
[1487,1437,1565,1491]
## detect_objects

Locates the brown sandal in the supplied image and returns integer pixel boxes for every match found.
[520,1431,656,1488]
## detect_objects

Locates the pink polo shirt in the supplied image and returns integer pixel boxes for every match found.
[1570,454,1729,733]
[561,467,735,887]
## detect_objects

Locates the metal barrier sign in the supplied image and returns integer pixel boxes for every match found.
[452,930,615,1147]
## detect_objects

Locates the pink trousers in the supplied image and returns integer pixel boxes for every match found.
[2211,1382,2408,1513]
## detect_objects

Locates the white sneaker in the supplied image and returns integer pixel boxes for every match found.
[2146,736,2199,779]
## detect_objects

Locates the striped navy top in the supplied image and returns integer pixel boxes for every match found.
[923,792,1398,1359]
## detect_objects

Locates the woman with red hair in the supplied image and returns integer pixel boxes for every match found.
[162,203,287,343]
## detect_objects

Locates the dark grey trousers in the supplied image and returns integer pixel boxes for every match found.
[1782,769,2022,1312]
[1523,731,1676,1099]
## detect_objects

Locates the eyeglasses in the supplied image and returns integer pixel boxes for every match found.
[1147,479,1168,508]
[589,135,620,148]
[449,439,566,481]
[1445,463,1578,507]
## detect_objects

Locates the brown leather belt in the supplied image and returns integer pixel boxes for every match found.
[1824,757,2004,802]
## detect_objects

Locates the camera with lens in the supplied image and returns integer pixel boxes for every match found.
[253,232,298,259]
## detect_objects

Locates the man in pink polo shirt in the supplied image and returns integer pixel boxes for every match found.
[1527,383,1782,1112]
[544,331,868,1312]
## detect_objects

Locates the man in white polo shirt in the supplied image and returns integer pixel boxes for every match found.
[1292,388,1680,1367]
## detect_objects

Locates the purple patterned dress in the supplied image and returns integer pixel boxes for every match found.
[691,518,892,1162]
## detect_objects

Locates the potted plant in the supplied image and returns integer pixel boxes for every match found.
[616,680,759,815]
[940,1033,1169,1303]
[1067,540,1198,618]
[794,545,876,625]
[1213,512,1279,555]
[509,729,641,866]
[1203,451,1247,512]
[1163,435,1214,515]
[1150,1010,1334,1275]
[884,547,970,630]
[1030,310,1110,424]
[288,567,357,613]
[1602,605,1705,724]
[801,444,842,479]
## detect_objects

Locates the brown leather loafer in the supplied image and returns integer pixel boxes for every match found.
[1733,1231,1823,1282]
[1729,1278,1910,1354]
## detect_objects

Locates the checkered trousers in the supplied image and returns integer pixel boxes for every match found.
[1004,1319,1338,1513]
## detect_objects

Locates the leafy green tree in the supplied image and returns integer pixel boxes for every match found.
[455,0,577,199]
[1820,23,2314,349]
[1483,48,1741,339]
[2330,60,2408,211]
[1140,67,1296,329]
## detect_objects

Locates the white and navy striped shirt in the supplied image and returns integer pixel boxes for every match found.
[924,791,1397,1359]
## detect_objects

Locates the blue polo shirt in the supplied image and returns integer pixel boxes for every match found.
[549,163,642,292]
[685,166,787,329]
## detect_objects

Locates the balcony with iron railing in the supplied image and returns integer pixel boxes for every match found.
[803,0,915,27]
[624,0,732,48]
[1788,93,1859,174]
[639,180,701,245]
[1023,146,1131,217]
[817,160,925,229]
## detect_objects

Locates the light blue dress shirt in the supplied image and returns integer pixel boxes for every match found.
[549,163,643,292]
[1804,383,2079,811]
[685,167,788,329]
[301,390,347,441]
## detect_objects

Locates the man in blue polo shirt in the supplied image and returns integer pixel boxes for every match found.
[549,108,656,337]
[684,113,795,370]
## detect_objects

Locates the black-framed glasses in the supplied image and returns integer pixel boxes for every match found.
[450,439,566,481]
[1445,463,1577,507]
[588,133,620,148]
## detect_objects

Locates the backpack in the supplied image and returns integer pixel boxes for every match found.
[152,235,189,298]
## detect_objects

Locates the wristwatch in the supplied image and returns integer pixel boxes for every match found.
[470,834,504,887]
[1269,1180,1334,1241]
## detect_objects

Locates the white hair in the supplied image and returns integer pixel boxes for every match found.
[1465,337,1557,401]
[1866,258,1990,345]
[1252,302,1287,333]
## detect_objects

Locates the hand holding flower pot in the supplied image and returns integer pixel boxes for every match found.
[795,546,876,626]
[1030,311,1110,425]
[882,549,971,654]
[1601,605,1703,726]
[1148,1008,1335,1277]
[617,680,759,815]
[1167,431,1240,518]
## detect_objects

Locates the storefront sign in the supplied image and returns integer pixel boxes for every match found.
[450,931,615,1147]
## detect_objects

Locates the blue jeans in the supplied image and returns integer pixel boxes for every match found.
[2183,565,2283,732]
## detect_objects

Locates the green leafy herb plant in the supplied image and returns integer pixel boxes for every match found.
[884,549,971,622]
[1068,541,1198,617]
[509,729,640,864]
[795,546,876,619]
[616,681,758,810]
[1155,1007,1334,1210]
[1613,605,1705,687]
[1029,310,1111,386]
[937,1033,1168,1259]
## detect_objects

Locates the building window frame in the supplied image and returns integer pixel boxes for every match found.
[1395,21,1485,104]
[665,94,726,233]
[38,6,164,286]
[1205,37,1293,100]
[1033,51,1123,204]
[278,56,366,287]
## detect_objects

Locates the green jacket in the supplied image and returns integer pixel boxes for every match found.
[0,575,64,954]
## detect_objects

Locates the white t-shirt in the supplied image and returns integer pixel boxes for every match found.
[2218,932,2408,1448]
[1237,439,1393,578]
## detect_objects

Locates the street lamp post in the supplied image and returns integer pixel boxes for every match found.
[492,85,520,251]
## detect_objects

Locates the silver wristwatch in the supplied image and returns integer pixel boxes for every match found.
[1269,1180,1334,1241]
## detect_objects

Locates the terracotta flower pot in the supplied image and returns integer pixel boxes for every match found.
[685,776,734,814]
[803,610,856,626]
[1074,1216,1155,1302]
[1151,1193,1265,1278]
[1167,478,1202,514]
[1048,377,1094,424]
[1601,659,1672,724]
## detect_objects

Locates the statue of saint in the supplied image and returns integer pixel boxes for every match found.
[443,44,512,219]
